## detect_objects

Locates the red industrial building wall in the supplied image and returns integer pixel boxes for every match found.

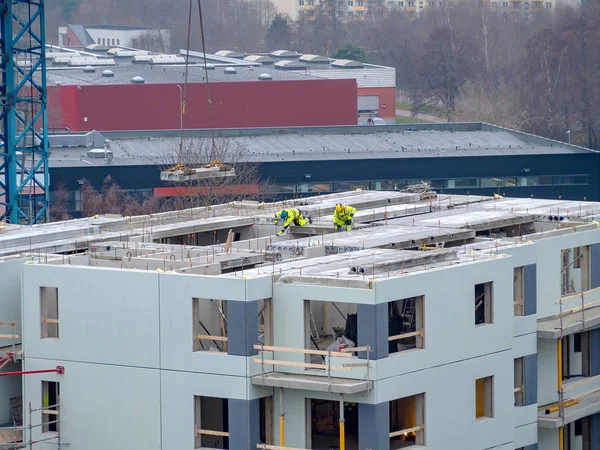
[357,87,396,119]
[47,79,358,131]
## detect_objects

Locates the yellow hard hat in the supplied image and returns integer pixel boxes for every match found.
[336,203,344,213]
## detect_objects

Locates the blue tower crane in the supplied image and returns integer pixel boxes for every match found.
[0,0,49,224]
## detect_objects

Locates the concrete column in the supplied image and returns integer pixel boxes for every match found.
[591,328,600,376]
[357,303,388,360]
[227,300,259,357]
[590,243,600,289]
[524,264,537,316]
[228,399,260,450]
[358,402,389,450]
[524,353,538,406]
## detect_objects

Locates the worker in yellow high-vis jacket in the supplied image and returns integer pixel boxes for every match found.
[333,203,357,231]
[274,208,312,236]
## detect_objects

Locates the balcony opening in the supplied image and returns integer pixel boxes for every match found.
[193,298,228,353]
[307,398,358,450]
[562,331,591,380]
[388,296,424,355]
[194,396,229,449]
[475,376,494,419]
[304,300,357,365]
[561,246,590,295]
[389,393,425,448]
[475,282,493,325]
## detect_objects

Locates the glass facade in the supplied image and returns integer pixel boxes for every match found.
[263,175,590,196]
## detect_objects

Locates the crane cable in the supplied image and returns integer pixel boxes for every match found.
[197,0,217,162]
[180,0,219,166]
[179,0,193,160]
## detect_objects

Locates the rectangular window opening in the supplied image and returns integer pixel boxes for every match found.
[475,282,493,325]
[389,393,425,447]
[304,300,358,366]
[514,267,524,316]
[193,298,228,353]
[40,287,59,339]
[514,358,524,406]
[194,396,229,449]
[41,381,59,433]
[388,296,424,355]
[475,376,494,419]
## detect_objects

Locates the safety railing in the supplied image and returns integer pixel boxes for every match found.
[253,344,371,390]
[542,286,600,434]
[0,322,19,357]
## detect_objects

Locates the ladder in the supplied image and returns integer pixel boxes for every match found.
[310,311,320,342]
[402,299,416,332]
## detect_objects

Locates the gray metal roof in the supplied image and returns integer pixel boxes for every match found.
[45,64,314,86]
[47,125,591,168]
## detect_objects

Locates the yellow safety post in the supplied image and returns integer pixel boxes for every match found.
[279,388,285,446]
[339,397,345,450]
[558,337,564,450]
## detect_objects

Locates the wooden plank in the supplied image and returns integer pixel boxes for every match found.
[563,374,600,392]
[41,318,59,324]
[253,344,352,358]
[556,286,600,304]
[572,385,600,401]
[513,387,523,393]
[513,300,523,306]
[0,335,18,339]
[42,409,58,415]
[553,298,600,316]
[196,428,229,437]
[388,330,423,341]
[195,334,228,342]
[341,346,371,353]
[389,424,424,438]
[255,444,310,450]
[252,358,351,371]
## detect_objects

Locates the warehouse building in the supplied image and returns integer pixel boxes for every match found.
[1,190,600,449]
[45,122,600,215]
[43,46,395,132]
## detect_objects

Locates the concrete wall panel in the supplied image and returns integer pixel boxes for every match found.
[22,264,160,368]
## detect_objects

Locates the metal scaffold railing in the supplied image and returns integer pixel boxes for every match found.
[551,283,600,449]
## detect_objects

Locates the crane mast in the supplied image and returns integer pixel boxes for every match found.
[0,0,49,224]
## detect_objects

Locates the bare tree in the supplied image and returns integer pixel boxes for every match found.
[417,18,482,122]
[161,137,269,207]
[131,30,168,53]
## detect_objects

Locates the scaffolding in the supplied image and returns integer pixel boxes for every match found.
[547,285,600,449]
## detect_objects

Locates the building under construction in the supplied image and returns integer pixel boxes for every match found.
[0,189,600,449]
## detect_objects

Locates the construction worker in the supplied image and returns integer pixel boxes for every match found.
[274,208,312,236]
[333,203,357,231]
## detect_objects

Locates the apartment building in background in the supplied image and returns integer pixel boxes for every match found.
[58,24,170,50]
[1,190,600,449]
[274,0,581,20]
